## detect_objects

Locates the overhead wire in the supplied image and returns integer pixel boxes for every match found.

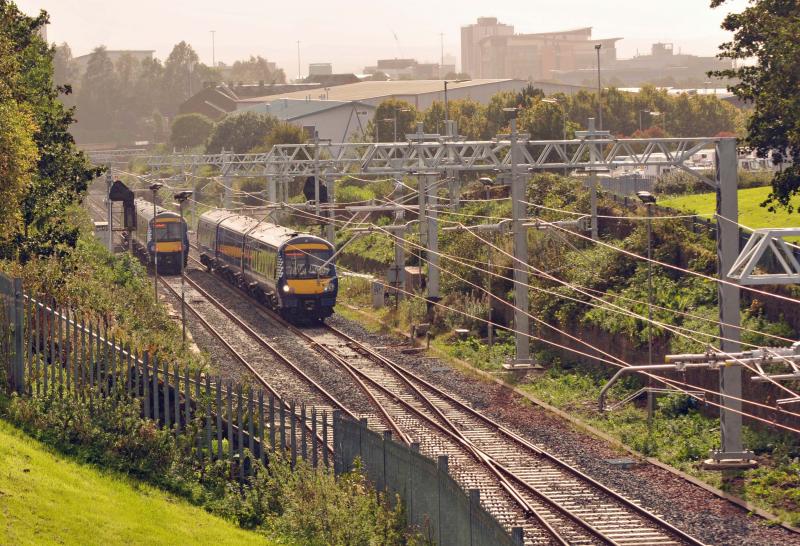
[148,169,800,420]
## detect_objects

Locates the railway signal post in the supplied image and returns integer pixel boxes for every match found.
[174,190,193,345]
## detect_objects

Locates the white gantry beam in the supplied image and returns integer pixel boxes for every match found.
[728,228,800,285]
[135,136,720,178]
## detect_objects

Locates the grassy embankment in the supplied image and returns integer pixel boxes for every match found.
[0,419,269,546]
[661,186,800,235]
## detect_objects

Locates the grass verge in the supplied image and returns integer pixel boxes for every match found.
[0,418,269,546]
[660,186,800,233]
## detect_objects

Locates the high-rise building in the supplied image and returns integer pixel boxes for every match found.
[461,18,619,80]
[461,17,514,77]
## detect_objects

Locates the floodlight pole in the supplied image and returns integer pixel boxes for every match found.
[595,44,603,131]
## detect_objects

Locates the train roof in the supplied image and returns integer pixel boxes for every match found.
[199,209,332,249]
[134,198,181,222]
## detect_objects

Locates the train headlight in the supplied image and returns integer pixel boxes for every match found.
[323,281,336,292]
[282,284,292,294]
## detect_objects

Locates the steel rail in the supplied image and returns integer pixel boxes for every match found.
[86,194,336,454]
[159,274,336,456]
[325,323,705,546]
[183,249,563,542]
[182,236,697,545]
[186,252,411,445]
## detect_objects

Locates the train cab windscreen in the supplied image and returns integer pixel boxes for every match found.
[153,221,183,241]
[283,248,333,278]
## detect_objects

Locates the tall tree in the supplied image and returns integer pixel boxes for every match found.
[161,41,201,115]
[710,0,800,210]
[75,46,119,137]
[0,32,37,246]
[519,100,567,140]
[0,0,100,260]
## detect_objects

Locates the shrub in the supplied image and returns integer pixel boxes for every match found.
[6,391,174,479]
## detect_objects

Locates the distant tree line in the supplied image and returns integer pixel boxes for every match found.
[53,42,286,144]
[170,82,744,158]
[365,83,744,143]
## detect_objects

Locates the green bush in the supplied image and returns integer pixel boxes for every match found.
[6,391,174,479]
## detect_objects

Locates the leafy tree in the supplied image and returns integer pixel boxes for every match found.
[263,121,306,149]
[422,99,488,139]
[52,43,77,108]
[0,0,101,260]
[519,100,566,140]
[0,58,38,243]
[205,111,278,153]
[710,0,800,210]
[169,113,213,150]
[367,99,418,142]
[132,57,164,127]
[230,55,286,84]
[75,46,118,136]
[485,91,518,136]
[160,41,211,115]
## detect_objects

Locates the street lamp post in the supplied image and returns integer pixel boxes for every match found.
[637,190,657,421]
[174,190,193,345]
[595,44,603,130]
[149,182,163,303]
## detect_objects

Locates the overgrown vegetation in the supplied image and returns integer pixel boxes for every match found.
[334,171,800,525]
[0,206,205,369]
[1,389,419,544]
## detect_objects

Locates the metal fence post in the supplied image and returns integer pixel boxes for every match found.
[382,430,392,493]
[322,410,329,469]
[332,409,342,475]
[13,278,25,394]
[311,406,318,468]
[300,403,307,461]
[290,400,297,468]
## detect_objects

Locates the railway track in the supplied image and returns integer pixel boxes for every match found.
[85,193,703,544]
[184,248,703,546]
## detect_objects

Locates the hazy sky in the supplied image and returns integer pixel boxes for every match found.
[17,0,748,76]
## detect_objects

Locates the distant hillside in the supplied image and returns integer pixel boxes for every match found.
[0,420,270,546]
